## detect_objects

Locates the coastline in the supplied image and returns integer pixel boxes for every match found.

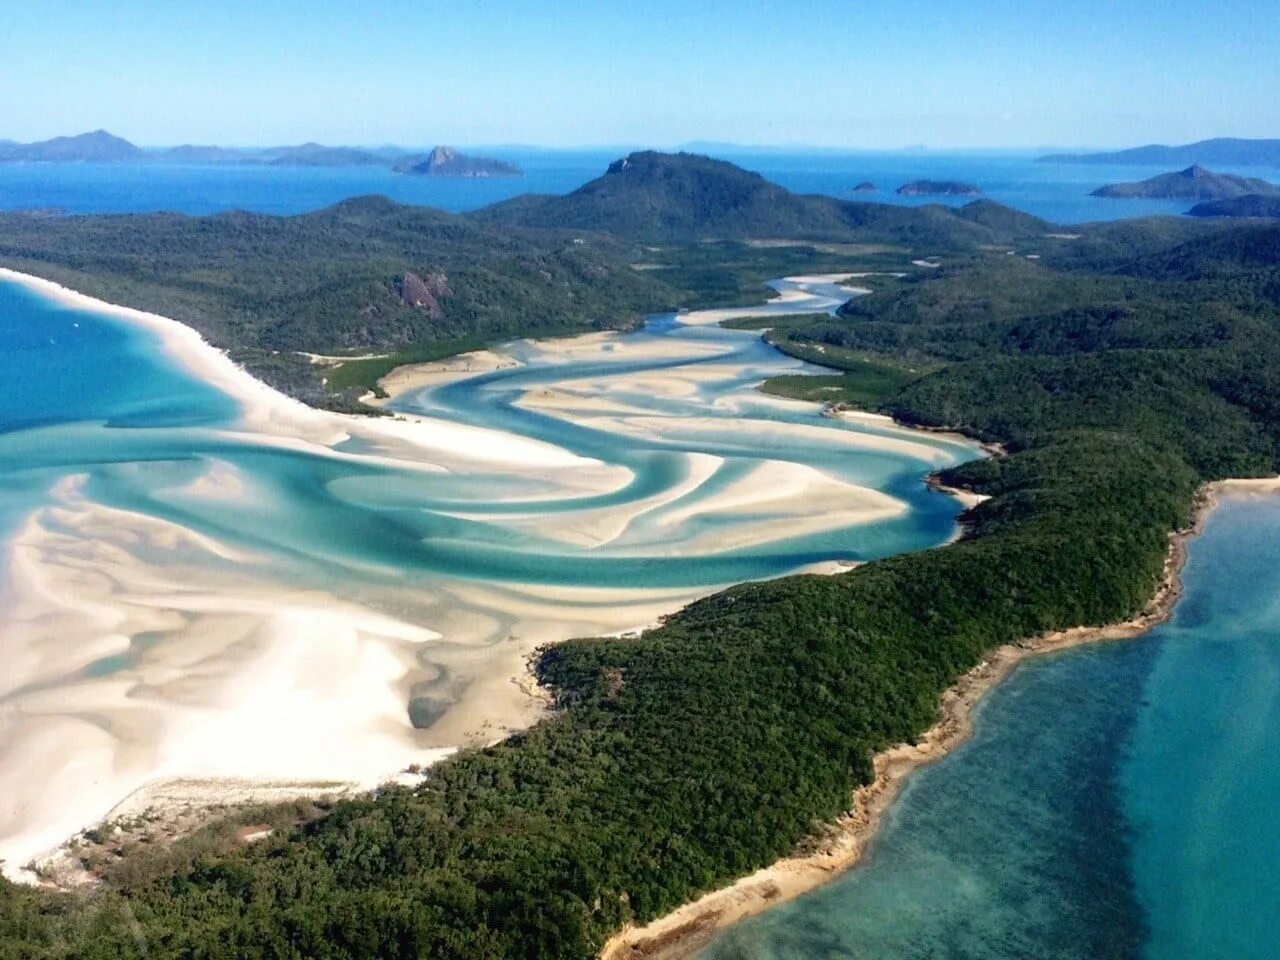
[599,477,1275,960]
[0,267,610,474]
[0,267,982,883]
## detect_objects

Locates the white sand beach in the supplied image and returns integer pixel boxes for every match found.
[0,268,978,881]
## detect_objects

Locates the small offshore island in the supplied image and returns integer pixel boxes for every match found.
[895,179,982,196]
[2,148,1280,960]
[1092,164,1280,200]
[393,146,523,177]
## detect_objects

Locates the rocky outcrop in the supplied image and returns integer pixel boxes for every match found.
[397,271,453,319]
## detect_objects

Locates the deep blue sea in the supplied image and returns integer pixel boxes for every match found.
[1,148,1275,224]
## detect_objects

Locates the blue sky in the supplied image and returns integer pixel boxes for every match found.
[1,0,1276,149]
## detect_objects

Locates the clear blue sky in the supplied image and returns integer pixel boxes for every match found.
[1,0,1275,149]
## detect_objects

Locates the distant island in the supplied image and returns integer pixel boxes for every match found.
[0,129,144,163]
[265,144,386,167]
[159,144,252,164]
[1188,194,1280,218]
[0,129,519,174]
[393,146,522,177]
[1041,137,1280,167]
[1091,165,1280,200]
[476,151,1019,243]
[895,179,982,197]
[852,181,877,193]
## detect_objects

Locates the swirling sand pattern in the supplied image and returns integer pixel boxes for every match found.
[0,273,978,878]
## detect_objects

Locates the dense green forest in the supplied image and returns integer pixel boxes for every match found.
[0,197,668,409]
[2,154,1279,959]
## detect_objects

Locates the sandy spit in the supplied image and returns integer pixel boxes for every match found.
[599,478,1274,960]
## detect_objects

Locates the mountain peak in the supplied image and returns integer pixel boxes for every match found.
[474,150,1026,245]
[397,146,521,178]
[426,146,460,167]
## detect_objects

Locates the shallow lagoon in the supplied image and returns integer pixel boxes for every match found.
[0,273,980,873]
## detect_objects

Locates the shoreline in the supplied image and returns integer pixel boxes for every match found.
[0,267,983,884]
[599,477,1274,960]
[0,267,609,474]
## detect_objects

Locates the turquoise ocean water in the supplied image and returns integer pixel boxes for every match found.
[701,497,1280,960]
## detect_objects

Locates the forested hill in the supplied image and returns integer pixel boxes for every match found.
[474,150,1046,245]
[1091,165,1280,200]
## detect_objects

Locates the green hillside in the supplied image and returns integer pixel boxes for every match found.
[0,197,672,409]
[475,151,1031,247]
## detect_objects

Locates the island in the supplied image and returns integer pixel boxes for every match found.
[265,144,386,167]
[3,152,1280,960]
[1091,164,1280,200]
[852,181,877,193]
[895,179,982,197]
[0,130,520,173]
[158,144,256,164]
[1041,136,1280,166]
[0,129,144,163]
[393,146,522,177]
[1188,194,1280,218]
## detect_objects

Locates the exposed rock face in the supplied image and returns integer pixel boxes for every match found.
[397,271,453,319]
[398,147,522,177]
